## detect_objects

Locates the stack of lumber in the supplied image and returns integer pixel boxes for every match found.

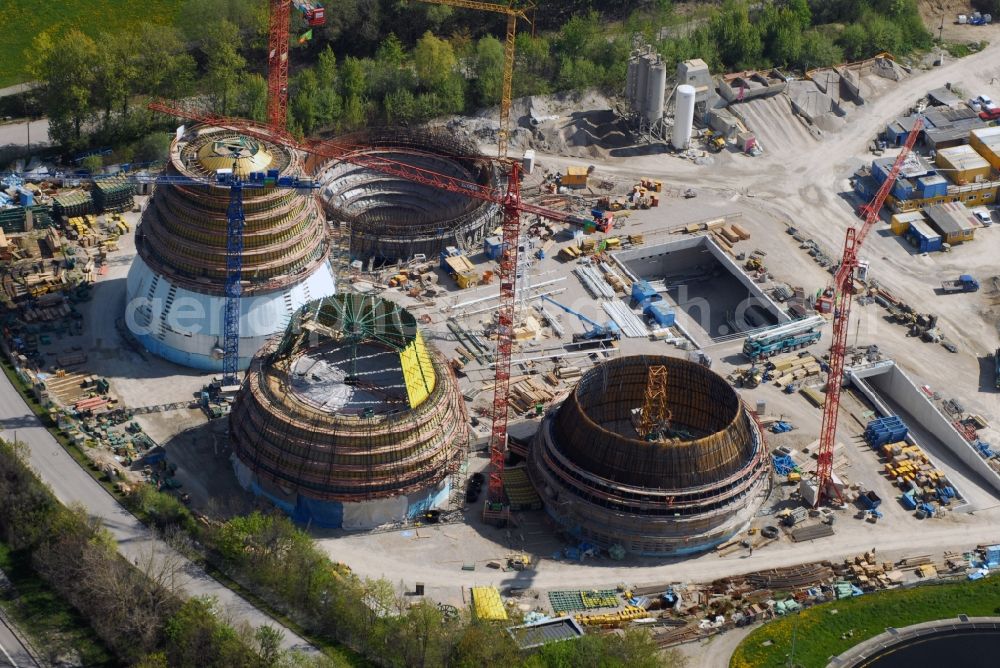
[772,354,822,387]
[508,377,556,413]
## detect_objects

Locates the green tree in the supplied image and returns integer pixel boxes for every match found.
[376,33,406,67]
[203,20,247,115]
[91,32,138,132]
[132,23,197,100]
[760,6,803,67]
[864,13,903,56]
[384,88,417,123]
[473,36,505,107]
[514,34,554,97]
[798,29,843,69]
[290,69,321,135]
[25,30,98,146]
[450,620,520,667]
[787,0,812,29]
[134,133,172,164]
[237,73,269,123]
[313,47,344,129]
[555,12,602,60]
[414,31,458,93]
[838,23,868,61]
[340,56,366,100]
[164,597,257,668]
[710,0,763,69]
[81,155,105,174]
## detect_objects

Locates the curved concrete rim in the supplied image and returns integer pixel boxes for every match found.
[828,616,1000,667]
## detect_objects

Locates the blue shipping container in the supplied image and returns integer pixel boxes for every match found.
[644,302,675,327]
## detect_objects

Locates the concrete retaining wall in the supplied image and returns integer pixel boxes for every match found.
[849,361,1000,499]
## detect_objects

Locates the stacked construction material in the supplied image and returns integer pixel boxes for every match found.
[471,586,508,621]
[92,175,135,212]
[865,416,908,447]
[52,190,93,218]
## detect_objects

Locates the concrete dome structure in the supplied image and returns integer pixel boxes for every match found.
[315,128,501,263]
[125,126,336,371]
[528,355,770,557]
[230,294,468,529]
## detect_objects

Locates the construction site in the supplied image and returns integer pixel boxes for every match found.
[3,1,1000,663]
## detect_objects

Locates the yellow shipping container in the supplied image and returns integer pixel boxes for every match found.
[562,166,589,188]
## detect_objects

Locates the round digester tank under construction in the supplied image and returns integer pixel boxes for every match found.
[527,355,770,557]
[125,126,335,371]
[230,294,468,529]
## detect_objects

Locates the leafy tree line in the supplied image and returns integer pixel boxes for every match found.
[0,438,318,667]
[22,0,934,157]
[204,511,682,668]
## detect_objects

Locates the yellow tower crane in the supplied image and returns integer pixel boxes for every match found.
[417,0,534,159]
[639,365,672,440]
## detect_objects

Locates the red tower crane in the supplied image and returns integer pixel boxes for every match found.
[813,116,923,507]
[266,1,327,131]
[147,103,577,519]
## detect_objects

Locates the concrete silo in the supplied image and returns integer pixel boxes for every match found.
[644,58,667,124]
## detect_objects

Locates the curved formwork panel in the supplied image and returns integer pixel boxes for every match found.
[230,294,468,528]
[316,128,501,262]
[528,355,771,557]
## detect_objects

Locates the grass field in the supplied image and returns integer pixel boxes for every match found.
[730,577,1000,668]
[0,0,183,88]
[0,543,117,666]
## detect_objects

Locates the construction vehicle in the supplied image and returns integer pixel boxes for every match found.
[507,553,530,570]
[741,315,824,361]
[735,366,762,388]
[541,295,620,342]
[940,274,980,293]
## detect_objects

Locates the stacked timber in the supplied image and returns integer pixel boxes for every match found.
[508,377,556,413]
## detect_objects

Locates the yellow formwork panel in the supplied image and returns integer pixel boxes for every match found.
[471,586,508,621]
[401,331,436,409]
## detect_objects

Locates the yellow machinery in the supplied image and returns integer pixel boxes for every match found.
[418,0,534,158]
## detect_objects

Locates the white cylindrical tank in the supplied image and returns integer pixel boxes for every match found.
[645,59,667,123]
[635,55,650,114]
[672,84,697,150]
[626,57,639,107]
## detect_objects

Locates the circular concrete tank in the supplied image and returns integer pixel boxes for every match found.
[125,126,335,370]
[528,355,770,556]
[230,294,468,529]
[315,128,501,263]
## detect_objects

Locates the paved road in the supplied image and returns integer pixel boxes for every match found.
[0,375,317,656]
[0,614,38,668]
[0,119,48,150]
